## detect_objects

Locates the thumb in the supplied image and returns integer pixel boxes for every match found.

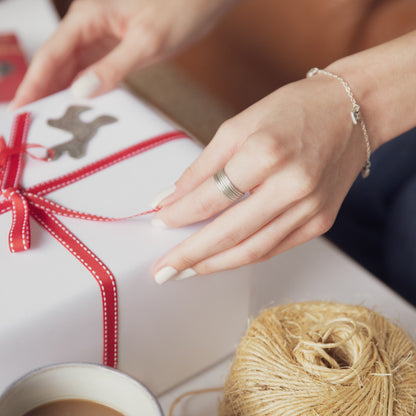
[70,26,163,99]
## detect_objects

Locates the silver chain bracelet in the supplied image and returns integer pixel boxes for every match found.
[306,67,371,178]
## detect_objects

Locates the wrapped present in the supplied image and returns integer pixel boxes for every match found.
[0,88,253,395]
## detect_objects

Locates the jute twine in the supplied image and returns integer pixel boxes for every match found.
[218,301,416,416]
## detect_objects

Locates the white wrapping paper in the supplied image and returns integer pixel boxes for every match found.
[0,88,253,395]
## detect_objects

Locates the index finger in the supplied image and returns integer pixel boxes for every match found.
[10,16,82,109]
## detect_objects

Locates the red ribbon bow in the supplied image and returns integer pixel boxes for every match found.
[1,112,186,367]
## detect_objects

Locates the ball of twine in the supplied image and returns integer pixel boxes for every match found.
[219,301,416,416]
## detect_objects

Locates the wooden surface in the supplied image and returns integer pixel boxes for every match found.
[125,64,233,145]
[173,0,416,112]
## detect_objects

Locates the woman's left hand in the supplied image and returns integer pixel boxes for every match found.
[151,73,371,284]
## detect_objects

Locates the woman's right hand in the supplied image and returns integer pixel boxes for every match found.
[10,0,238,110]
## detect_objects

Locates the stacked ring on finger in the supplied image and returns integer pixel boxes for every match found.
[213,168,245,201]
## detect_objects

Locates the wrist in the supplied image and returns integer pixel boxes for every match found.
[325,31,416,151]
[325,58,384,152]
[306,67,372,177]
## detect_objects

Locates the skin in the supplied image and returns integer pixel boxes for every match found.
[9,0,238,109]
[10,0,416,282]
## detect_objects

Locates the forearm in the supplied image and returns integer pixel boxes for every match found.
[327,30,416,151]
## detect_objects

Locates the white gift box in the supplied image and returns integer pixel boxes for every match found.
[0,88,253,395]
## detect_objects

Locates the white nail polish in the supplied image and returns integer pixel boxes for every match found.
[149,185,176,208]
[71,72,101,99]
[155,266,178,285]
[152,218,168,229]
[175,268,197,281]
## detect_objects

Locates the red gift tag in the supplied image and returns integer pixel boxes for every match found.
[0,33,27,102]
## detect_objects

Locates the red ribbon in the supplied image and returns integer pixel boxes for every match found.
[1,112,187,367]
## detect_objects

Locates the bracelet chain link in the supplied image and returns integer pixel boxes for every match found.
[306,67,371,178]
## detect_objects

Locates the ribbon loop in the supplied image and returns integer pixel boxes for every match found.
[0,136,52,168]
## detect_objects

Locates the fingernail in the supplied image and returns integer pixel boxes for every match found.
[152,218,168,228]
[149,185,176,208]
[175,268,197,281]
[154,266,178,285]
[71,71,101,99]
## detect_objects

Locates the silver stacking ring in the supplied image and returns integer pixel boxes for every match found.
[213,168,244,201]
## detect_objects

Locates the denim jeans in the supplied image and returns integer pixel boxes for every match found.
[326,128,416,306]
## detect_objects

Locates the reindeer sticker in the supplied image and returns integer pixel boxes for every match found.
[47,105,117,160]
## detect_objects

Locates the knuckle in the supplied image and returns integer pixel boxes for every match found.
[180,164,197,184]
[306,193,324,214]
[292,169,320,200]
[257,251,274,263]
[246,131,285,174]
[216,231,241,250]
[132,22,164,56]
[171,245,197,269]
[143,33,163,56]
[242,245,263,265]
[46,50,62,67]
[19,74,44,98]
[34,44,52,63]
[311,212,336,236]
[177,253,195,269]
[98,64,120,87]
[194,197,217,218]
[195,262,211,275]
[216,119,235,138]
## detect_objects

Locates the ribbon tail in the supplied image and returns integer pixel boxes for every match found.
[29,204,119,368]
[26,192,158,222]
[2,113,31,190]
[28,130,187,197]
[8,189,31,252]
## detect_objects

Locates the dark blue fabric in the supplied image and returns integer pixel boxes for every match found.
[326,128,416,305]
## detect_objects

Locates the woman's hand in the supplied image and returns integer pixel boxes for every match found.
[10,0,237,110]
[151,74,371,284]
